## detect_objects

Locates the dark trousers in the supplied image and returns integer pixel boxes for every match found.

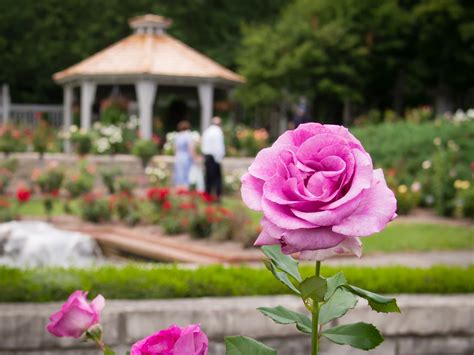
[204,155,222,198]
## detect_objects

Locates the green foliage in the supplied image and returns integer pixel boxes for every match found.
[32,119,55,156]
[0,264,472,303]
[132,139,158,168]
[0,0,289,103]
[237,0,474,117]
[100,167,121,194]
[63,161,95,198]
[100,103,127,125]
[300,275,327,302]
[80,194,111,223]
[322,322,383,350]
[262,245,301,282]
[319,289,357,324]
[70,129,93,156]
[342,285,400,313]
[258,306,312,333]
[35,165,65,194]
[0,125,28,154]
[352,120,474,181]
[225,336,277,355]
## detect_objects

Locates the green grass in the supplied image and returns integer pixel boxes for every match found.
[363,223,474,253]
[0,264,472,303]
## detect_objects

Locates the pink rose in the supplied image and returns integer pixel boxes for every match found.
[241,123,396,260]
[46,290,105,338]
[131,324,208,355]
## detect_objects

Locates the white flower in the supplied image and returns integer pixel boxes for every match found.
[433,137,442,146]
[422,160,432,169]
[466,109,474,119]
[93,122,102,130]
[96,137,110,153]
[70,125,78,133]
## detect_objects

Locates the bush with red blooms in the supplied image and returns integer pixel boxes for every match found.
[111,192,141,226]
[32,163,64,218]
[80,193,111,223]
[16,186,31,203]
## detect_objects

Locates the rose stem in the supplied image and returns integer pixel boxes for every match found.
[311,261,321,355]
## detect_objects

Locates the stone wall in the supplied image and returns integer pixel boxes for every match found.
[0,295,472,355]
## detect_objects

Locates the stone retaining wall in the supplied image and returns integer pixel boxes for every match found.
[0,295,472,354]
[3,153,253,191]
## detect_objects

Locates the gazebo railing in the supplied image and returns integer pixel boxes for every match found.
[0,103,63,128]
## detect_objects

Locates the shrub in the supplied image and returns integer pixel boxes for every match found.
[111,193,141,226]
[454,182,474,219]
[394,184,421,215]
[115,176,135,195]
[63,162,95,198]
[0,198,15,222]
[80,193,112,223]
[132,139,158,168]
[352,119,474,181]
[0,167,13,194]
[0,124,28,154]
[32,119,55,158]
[0,265,471,302]
[100,167,121,194]
[70,127,93,156]
[34,163,65,195]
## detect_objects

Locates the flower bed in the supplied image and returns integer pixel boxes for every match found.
[0,264,472,303]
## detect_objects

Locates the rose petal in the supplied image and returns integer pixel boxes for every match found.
[332,169,397,237]
[280,227,346,254]
[262,197,315,230]
[322,148,373,210]
[299,237,362,261]
[241,173,264,211]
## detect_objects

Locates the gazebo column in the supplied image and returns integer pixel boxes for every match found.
[63,84,73,153]
[80,81,96,130]
[135,80,157,139]
[198,83,214,132]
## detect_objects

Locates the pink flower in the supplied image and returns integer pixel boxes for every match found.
[131,324,208,355]
[241,123,396,260]
[46,290,105,338]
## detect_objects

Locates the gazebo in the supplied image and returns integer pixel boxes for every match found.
[53,14,243,144]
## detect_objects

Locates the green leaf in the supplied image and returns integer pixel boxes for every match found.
[258,305,312,334]
[262,245,302,282]
[324,272,347,301]
[104,347,115,355]
[343,285,400,313]
[319,288,358,324]
[263,259,300,295]
[300,275,327,302]
[322,322,384,350]
[225,336,277,355]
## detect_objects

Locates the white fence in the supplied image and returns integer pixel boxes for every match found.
[0,84,63,128]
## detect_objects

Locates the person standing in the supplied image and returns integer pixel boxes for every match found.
[201,116,225,199]
[173,120,196,189]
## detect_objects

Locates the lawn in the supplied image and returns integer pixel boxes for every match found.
[12,198,474,254]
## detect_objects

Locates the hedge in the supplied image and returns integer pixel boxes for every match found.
[0,264,472,303]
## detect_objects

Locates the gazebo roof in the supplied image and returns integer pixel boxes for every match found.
[53,14,244,87]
